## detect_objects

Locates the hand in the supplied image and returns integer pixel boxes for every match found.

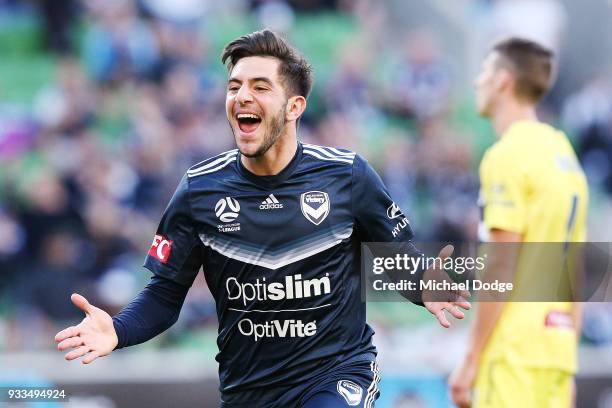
[449,355,478,408]
[422,245,471,328]
[55,293,118,364]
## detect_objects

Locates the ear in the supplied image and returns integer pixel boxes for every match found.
[495,69,514,94]
[285,96,307,122]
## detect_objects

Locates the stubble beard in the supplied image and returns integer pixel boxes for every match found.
[237,106,287,159]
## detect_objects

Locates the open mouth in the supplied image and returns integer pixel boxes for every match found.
[236,113,262,134]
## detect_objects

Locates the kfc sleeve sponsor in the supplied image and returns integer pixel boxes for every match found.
[148,234,173,263]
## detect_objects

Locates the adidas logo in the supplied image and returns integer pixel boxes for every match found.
[259,194,283,210]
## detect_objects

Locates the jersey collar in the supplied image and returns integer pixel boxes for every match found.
[236,142,303,189]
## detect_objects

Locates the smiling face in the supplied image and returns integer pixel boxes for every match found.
[226,56,290,158]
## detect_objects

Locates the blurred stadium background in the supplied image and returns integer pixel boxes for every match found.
[1,0,612,407]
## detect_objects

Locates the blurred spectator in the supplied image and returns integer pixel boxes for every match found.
[16,230,86,321]
[0,209,26,289]
[324,44,377,119]
[141,0,207,24]
[0,108,37,161]
[562,74,612,194]
[82,0,159,84]
[36,0,80,54]
[16,169,85,260]
[284,0,339,12]
[33,58,96,136]
[252,0,295,33]
[379,135,417,218]
[413,119,478,241]
[387,29,453,121]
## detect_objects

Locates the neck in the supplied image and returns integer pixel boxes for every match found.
[491,99,538,137]
[241,130,298,176]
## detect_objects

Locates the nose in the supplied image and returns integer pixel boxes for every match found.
[236,84,253,105]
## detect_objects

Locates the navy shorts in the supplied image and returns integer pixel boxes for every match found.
[221,354,380,408]
[300,358,380,407]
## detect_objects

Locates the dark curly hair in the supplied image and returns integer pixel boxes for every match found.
[221,29,313,99]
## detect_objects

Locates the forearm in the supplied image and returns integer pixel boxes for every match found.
[466,300,506,362]
[112,275,190,349]
[383,241,426,306]
[467,235,520,361]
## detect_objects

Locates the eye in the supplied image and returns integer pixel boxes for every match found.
[255,86,268,92]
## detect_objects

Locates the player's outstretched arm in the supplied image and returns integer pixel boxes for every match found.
[55,293,118,364]
[55,276,190,364]
[422,245,471,328]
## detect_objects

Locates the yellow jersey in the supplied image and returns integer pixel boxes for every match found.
[478,120,588,373]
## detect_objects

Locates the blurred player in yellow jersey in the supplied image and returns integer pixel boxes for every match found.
[449,37,588,408]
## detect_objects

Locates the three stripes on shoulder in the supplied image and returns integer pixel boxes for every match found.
[188,150,238,178]
[187,144,356,178]
[302,144,355,165]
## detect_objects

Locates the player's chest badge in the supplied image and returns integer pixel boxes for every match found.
[300,191,330,225]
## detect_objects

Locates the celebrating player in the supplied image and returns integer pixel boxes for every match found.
[55,30,469,407]
[449,38,588,407]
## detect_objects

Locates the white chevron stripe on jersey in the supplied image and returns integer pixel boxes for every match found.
[188,150,238,175]
[269,194,279,203]
[199,224,353,270]
[303,143,355,158]
[303,149,354,164]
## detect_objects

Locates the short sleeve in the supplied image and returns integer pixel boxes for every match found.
[479,149,527,234]
[351,155,415,242]
[143,173,203,286]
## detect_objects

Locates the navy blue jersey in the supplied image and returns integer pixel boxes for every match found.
[143,143,416,401]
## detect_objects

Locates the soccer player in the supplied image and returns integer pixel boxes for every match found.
[449,38,588,407]
[55,30,469,407]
